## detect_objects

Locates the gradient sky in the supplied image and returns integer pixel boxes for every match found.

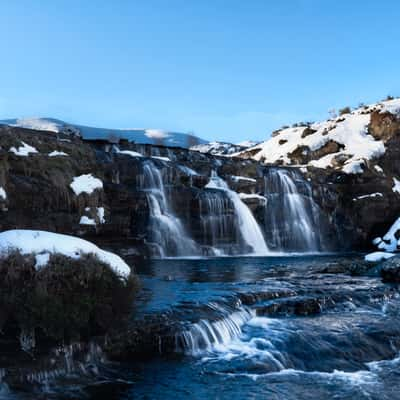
[1,0,399,143]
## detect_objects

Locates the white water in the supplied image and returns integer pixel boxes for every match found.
[263,168,324,252]
[205,171,269,255]
[179,305,254,355]
[199,192,233,251]
[139,161,199,257]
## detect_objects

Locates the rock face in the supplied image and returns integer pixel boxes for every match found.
[1,112,400,255]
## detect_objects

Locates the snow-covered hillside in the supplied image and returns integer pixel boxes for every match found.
[190,140,256,156]
[236,98,400,174]
[0,117,207,149]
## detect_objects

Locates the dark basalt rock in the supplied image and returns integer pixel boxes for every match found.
[1,118,400,253]
[379,256,400,282]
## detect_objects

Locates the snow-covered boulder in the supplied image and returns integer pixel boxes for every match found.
[365,217,400,263]
[0,230,131,278]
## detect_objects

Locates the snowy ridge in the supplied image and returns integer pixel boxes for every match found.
[191,141,252,156]
[237,98,400,174]
[0,117,207,149]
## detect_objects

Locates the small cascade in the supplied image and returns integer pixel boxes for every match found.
[199,192,235,250]
[138,161,199,257]
[177,305,254,355]
[263,168,325,252]
[205,172,269,255]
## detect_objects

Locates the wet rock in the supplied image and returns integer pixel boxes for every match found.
[238,289,296,306]
[255,296,329,317]
[380,256,400,282]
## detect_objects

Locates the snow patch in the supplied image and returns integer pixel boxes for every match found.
[365,251,395,262]
[151,156,171,162]
[79,216,96,225]
[191,141,245,156]
[239,193,267,203]
[373,217,400,252]
[70,174,103,196]
[97,207,105,224]
[231,176,257,183]
[117,149,143,158]
[145,129,170,140]
[35,252,50,269]
[0,187,6,200]
[392,178,400,194]
[236,140,258,148]
[378,98,400,115]
[342,159,365,174]
[11,118,60,133]
[353,193,383,201]
[0,230,130,277]
[49,151,68,157]
[9,142,38,156]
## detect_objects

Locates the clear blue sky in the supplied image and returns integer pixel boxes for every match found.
[1,0,399,143]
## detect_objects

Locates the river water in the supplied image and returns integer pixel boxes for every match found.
[5,255,400,399]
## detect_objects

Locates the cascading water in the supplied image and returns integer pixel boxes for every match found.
[177,304,254,355]
[205,171,269,255]
[263,168,326,252]
[199,192,236,251]
[138,161,199,257]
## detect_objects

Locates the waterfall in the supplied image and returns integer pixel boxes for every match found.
[177,305,254,355]
[205,172,269,255]
[199,192,235,250]
[263,168,325,252]
[138,161,199,257]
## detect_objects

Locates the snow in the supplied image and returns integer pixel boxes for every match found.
[35,252,50,268]
[239,193,267,203]
[145,129,170,140]
[378,98,400,115]
[392,178,400,194]
[0,187,6,200]
[308,153,338,169]
[79,216,96,225]
[0,230,131,278]
[373,217,400,252]
[70,174,103,196]
[231,175,257,183]
[353,193,383,201]
[239,100,395,173]
[152,156,171,162]
[10,118,60,133]
[191,141,245,156]
[342,159,365,175]
[117,149,143,158]
[365,251,395,262]
[9,141,38,156]
[374,165,384,173]
[49,151,68,157]
[236,140,258,148]
[97,207,105,224]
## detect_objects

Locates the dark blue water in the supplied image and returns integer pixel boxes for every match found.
[5,255,400,400]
